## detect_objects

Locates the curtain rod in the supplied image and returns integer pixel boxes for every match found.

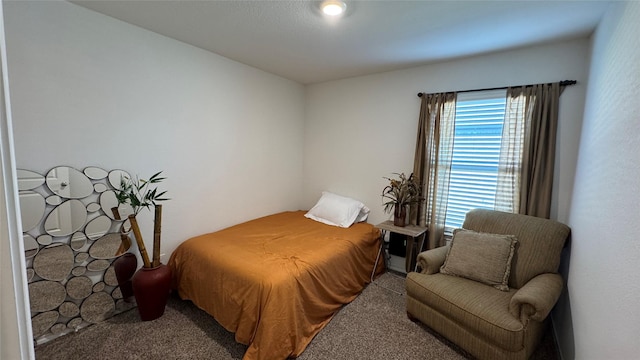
[417,80,577,97]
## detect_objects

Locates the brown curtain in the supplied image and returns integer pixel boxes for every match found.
[411,92,456,250]
[496,82,564,218]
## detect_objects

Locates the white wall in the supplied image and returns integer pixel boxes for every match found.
[564,2,640,359]
[304,39,590,227]
[4,1,305,259]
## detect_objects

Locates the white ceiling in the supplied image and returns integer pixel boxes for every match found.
[70,0,612,84]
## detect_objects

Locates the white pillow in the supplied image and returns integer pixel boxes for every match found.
[305,191,368,228]
[355,205,370,223]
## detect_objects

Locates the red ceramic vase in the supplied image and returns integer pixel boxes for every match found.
[113,253,137,302]
[132,263,172,321]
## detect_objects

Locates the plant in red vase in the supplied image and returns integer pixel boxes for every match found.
[115,171,170,321]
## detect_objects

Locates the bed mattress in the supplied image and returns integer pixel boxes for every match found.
[168,210,382,360]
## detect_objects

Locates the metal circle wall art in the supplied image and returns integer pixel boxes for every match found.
[17,166,140,344]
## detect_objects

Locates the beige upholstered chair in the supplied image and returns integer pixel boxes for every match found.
[405,209,570,360]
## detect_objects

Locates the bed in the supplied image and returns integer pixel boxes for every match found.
[168,210,383,360]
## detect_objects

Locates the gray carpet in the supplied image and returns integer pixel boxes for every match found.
[35,272,559,359]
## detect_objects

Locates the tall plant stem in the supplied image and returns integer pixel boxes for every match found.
[111,207,132,256]
[152,205,162,267]
[128,214,151,268]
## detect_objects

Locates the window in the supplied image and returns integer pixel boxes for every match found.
[444,90,507,231]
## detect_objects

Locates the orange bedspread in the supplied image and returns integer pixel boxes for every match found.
[168,211,382,360]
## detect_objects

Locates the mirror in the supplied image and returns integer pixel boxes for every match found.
[67,317,83,330]
[19,191,45,232]
[93,282,105,292]
[32,311,59,338]
[71,266,86,276]
[46,166,93,199]
[17,169,45,191]
[86,202,101,212]
[75,252,89,264]
[85,215,112,241]
[104,266,118,286]
[23,234,39,259]
[45,200,87,237]
[87,259,110,272]
[89,233,123,260]
[80,292,115,324]
[50,323,67,336]
[112,287,123,300]
[46,195,63,206]
[70,232,87,251]
[93,183,107,193]
[99,190,134,220]
[20,166,139,342]
[33,244,74,281]
[29,280,66,312]
[66,276,93,300]
[108,169,131,190]
[83,166,108,180]
[59,302,80,318]
[26,268,35,282]
[36,235,52,246]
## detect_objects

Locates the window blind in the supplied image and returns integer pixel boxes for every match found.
[445,90,506,230]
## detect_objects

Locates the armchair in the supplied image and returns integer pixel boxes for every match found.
[405,209,570,360]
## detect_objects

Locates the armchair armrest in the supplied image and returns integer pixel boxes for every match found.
[416,245,449,274]
[509,273,563,324]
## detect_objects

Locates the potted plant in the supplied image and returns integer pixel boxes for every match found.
[382,172,422,227]
[114,171,170,321]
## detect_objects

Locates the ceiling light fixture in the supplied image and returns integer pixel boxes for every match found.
[320,0,347,16]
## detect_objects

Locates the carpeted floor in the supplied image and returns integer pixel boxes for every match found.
[35,272,559,360]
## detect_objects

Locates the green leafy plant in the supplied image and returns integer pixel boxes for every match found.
[381,172,422,213]
[115,171,169,215]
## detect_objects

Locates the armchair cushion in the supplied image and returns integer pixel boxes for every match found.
[440,229,518,291]
[406,272,523,351]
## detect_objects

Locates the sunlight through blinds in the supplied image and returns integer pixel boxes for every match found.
[445,90,506,230]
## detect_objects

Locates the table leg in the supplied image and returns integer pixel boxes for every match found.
[370,230,387,282]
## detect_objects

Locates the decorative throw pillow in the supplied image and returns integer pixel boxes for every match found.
[305,191,368,228]
[440,229,518,291]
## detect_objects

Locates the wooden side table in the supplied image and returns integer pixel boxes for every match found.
[375,221,428,273]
